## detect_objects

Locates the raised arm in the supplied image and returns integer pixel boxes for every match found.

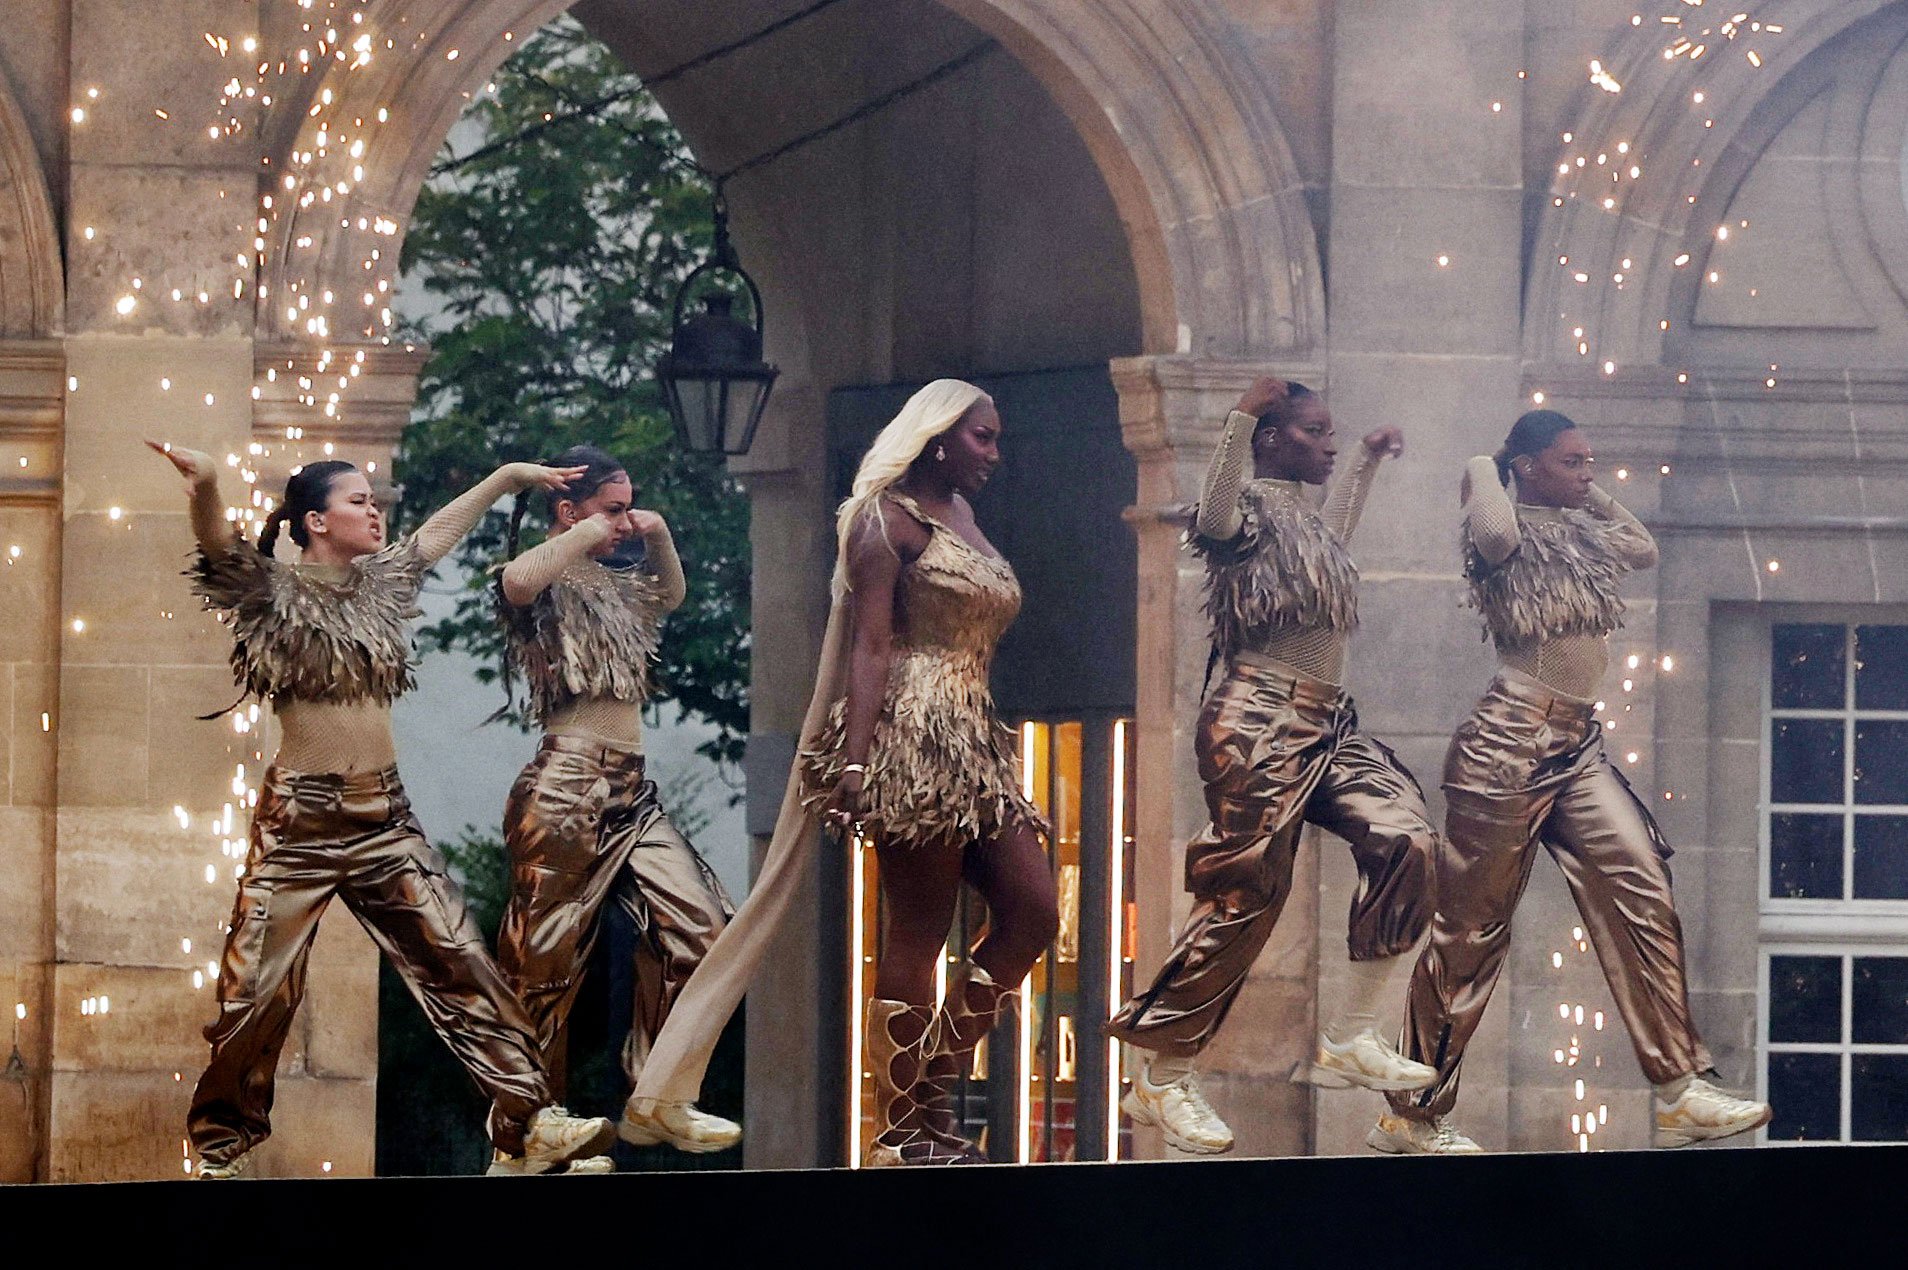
[500,515,613,607]
[146,441,238,556]
[1463,454,1521,566]
[413,461,586,566]
[636,515,687,613]
[1585,483,1659,569]
[821,499,930,827]
[1195,410,1257,542]
[1322,426,1402,542]
[1195,378,1290,542]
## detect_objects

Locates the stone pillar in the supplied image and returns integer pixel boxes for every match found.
[0,339,62,1182]
[1110,354,1323,1159]
[41,2,387,1180]
[733,378,838,1170]
[1312,0,1527,1154]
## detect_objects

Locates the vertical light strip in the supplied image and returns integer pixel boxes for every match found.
[1018,721,1038,1163]
[1107,718,1127,1159]
[847,829,867,1169]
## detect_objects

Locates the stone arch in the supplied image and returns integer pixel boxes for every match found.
[257,0,1322,359]
[0,62,62,337]
[1522,0,1900,373]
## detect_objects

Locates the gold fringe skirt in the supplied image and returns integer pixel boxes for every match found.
[799,648,1044,851]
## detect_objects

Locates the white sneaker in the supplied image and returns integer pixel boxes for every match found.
[1366,1111,1483,1155]
[1121,1070,1235,1155]
[194,1151,251,1180]
[1301,1029,1438,1092]
[485,1149,617,1177]
[619,1098,742,1154]
[1655,1077,1771,1148]
[484,1104,615,1176]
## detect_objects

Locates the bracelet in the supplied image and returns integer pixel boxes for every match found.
[842,763,868,776]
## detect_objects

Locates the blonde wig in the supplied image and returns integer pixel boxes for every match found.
[831,378,991,595]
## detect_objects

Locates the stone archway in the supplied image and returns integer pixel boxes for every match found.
[0,63,61,338]
[1522,0,1900,373]
[242,0,1325,1167]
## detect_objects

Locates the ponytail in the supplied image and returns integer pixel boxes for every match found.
[258,506,291,557]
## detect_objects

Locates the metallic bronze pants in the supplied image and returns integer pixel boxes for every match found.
[189,766,549,1163]
[496,736,733,1092]
[1108,657,1436,1057]
[1390,670,1714,1119]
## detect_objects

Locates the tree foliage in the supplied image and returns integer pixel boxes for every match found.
[394,18,748,765]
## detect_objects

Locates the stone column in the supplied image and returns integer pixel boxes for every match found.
[1311,0,1527,1154]
[43,2,385,1180]
[1110,354,1323,1159]
[0,339,62,1182]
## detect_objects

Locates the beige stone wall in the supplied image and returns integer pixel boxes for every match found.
[8,0,1906,1178]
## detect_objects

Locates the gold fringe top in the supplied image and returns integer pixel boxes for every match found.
[1193,479,1360,662]
[499,560,667,725]
[189,538,424,706]
[1463,509,1630,647]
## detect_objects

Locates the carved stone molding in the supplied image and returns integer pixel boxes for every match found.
[0,64,63,338]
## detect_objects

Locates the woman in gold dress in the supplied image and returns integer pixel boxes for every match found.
[619,379,1055,1167]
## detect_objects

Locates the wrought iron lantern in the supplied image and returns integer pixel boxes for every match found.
[657,193,779,456]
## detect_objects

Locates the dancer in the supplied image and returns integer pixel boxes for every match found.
[150,441,616,1178]
[1370,410,1771,1154]
[492,445,737,1154]
[617,379,1057,1168]
[1106,377,1438,1155]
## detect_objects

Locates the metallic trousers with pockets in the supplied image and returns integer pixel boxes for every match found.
[1107,656,1437,1057]
[188,766,550,1163]
[495,735,733,1095]
[1389,670,1714,1120]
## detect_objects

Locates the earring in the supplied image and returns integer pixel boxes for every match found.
[934,445,947,462]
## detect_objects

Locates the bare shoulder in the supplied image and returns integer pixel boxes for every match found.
[849,495,931,564]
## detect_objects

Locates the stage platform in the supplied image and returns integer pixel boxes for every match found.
[10,1144,1898,1266]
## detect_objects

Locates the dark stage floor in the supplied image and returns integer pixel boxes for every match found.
[7,1143,1893,1266]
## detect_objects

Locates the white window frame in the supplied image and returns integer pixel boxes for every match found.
[1758,945,1908,1144]
[1757,610,1908,1144]
[1761,620,1908,918]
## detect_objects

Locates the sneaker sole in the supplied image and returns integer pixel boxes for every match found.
[1656,1103,1773,1149]
[617,1115,740,1154]
[1120,1089,1234,1155]
[1365,1125,1482,1156]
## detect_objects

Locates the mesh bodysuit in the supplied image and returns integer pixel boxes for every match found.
[498,516,687,748]
[1460,454,1658,701]
[187,467,532,772]
[1192,409,1380,685]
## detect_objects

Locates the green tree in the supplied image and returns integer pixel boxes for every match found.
[394,17,749,766]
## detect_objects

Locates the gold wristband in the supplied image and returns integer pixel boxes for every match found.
[842,763,868,776]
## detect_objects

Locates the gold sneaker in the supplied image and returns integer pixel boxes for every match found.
[1121,1070,1235,1155]
[1366,1112,1483,1155]
[1300,1029,1438,1092]
[194,1151,252,1179]
[1655,1078,1771,1148]
[619,1098,742,1154]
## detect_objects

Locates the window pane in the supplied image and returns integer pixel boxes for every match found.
[1855,721,1908,806]
[1770,813,1845,900]
[1856,625,1908,710]
[1769,955,1843,1043]
[1851,1055,1908,1142]
[1773,623,1846,709]
[1853,817,1908,901]
[1767,1051,1842,1140]
[1852,957,1908,1044]
[1771,719,1845,805]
